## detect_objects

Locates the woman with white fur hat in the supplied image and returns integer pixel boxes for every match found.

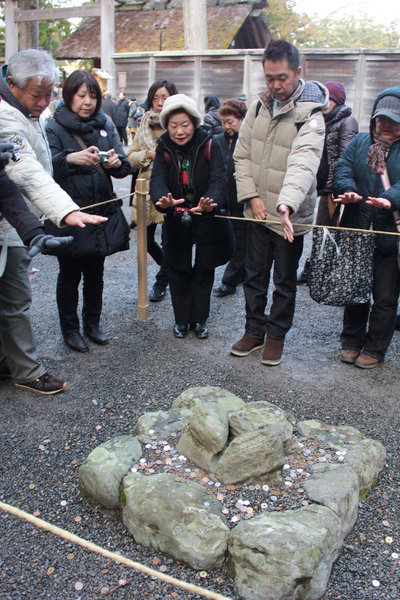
[150,94,234,339]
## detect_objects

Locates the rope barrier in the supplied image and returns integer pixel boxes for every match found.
[0,501,232,600]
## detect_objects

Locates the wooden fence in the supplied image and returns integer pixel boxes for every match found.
[112,48,400,132]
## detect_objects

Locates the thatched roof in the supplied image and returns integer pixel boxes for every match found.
[54,1,270,60]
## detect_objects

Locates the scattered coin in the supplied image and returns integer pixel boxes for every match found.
[64,445,70,450]
[29,484,35,490]
[226,485,236,491]
[159,565,167,572]
[262,485,269,492]
[204,502,210,507]
[391,552,399,559]
[96,425,102,430]
[153,557,160,565]
[101,588,110,595]
[74,516,82,523]
[60,500,67,506]
[145,488,153,494]
[382,520,390,527]
[47,567,55,575]
[199,571,207,578]
[33,511,40,517]
[386,537,393,544]
[75,582,83,591]
[217,494,224,501]
[67,553,74,561]
[261,503,268,510]
[222,508,229,515]
[372,580,380,588]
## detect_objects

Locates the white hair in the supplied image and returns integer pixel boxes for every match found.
[8,49,60,89]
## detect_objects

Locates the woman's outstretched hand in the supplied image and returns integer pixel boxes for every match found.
[103,149,122,169]
[333,192,363,204]
[189,197,217,213]
[156,193,185,209]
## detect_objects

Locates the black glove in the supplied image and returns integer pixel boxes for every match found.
[28,234,74,258]
[0,142,14,171]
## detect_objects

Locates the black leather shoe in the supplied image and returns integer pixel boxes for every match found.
[214,283,236,297]
[173,324,189,338]
[297,258,310,285]
[64,332,89,353]
[149,283,166,302]
[84,327,109,346]
[193,323,208,339]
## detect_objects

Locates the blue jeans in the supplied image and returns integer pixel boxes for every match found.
[341,248,400,361]
[243,223,304,340]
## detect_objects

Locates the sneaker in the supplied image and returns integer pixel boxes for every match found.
[230,334,264,357]
[354,353,380,369]
[14,372,66,395]
[149,283,166,302]
[340,349,360,364]
[214,283,236,297]
[261,336,284,366]
[193,323,208,339]
[173,324,189,338]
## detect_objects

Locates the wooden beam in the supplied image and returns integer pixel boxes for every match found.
[5,0,19,60]
[101,0,115,92]
[13,5,101,22]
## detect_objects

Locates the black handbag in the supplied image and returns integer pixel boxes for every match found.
[308,206,375,306]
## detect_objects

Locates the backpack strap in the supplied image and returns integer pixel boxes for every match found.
[255,100,262,118]
[164,150,172,167]
[163,138,212,167]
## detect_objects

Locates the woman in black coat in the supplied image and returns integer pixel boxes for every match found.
[45,70,130,352]
[150,94,234,339]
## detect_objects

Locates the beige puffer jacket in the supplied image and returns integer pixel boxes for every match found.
[234,79,328,236]
[128,115,165,226]
[0,98,79,247]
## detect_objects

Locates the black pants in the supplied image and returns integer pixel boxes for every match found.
[117,126,127,146]
[56,255,105,336]
[341,248,400,361]
[243,223,304,340]
[169,262,215,326]
[147,223,169,288]
[221,219,248,287]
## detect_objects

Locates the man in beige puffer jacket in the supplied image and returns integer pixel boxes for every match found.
[231,39,328,366]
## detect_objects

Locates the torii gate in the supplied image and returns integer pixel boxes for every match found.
[3,0,116,92]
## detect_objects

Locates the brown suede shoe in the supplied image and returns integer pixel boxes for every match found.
[354,353,380,369]
[261,336,284,366]
[230,334,264,357]
[340,349,360,364]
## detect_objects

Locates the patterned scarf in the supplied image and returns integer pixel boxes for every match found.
[366,130,400,174]
[138,111,163,151]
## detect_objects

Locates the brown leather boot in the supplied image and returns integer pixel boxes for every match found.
[230,333,264,357]
[261,336,284,366]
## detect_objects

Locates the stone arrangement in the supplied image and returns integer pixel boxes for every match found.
[79,386,386,600]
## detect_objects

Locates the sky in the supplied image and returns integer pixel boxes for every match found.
[294,0,399,27]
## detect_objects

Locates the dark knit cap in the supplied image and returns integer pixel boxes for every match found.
[372,95,400,123]
[324,81,346,106]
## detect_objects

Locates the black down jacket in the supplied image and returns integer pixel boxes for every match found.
[45,103,131,257]
[214,130,243,216]
[149,127,234,271]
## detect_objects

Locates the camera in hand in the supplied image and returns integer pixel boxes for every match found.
[12,144,22,162]
[175,207,192,227]
[97,151,110,164]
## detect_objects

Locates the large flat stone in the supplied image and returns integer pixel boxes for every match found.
[122,472,229,571]
[177,427,221,473]
[79,435,142,509]
[215,426,288,485]
[134,408,192,437]
[172,386,244,413]
[228,504,343,600]
[229,401,295,439]
[304,463,359,538]
[190,401,229,455]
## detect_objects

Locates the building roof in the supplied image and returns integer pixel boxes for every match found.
[54,1,269,60]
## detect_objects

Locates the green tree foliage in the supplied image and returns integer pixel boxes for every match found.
[264,0,400,49]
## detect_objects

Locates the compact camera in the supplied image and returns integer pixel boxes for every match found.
[96,151,110,164]
[175,207,192,227]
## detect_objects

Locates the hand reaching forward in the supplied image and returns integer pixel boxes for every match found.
[189,197,217,213]
[66,146,100,166]
[366,197,391,210]
[64,211,108,228]
[333,192,363,204]
[279,204,294,243]
[156,193,185,209]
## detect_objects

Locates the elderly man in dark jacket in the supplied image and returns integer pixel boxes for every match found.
[102,91,117,126]
[115,91,130,145]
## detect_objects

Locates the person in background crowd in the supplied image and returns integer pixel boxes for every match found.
[45,70,131,353]
[0,49,107,394]
[102,90,117,126]
[129,80,179,302]
[231,39,328,366]
[115,91,130,145]
[127,97,139,144]
[333,86,400,369]
[213,98,248,297]
[203,94,224,136]
[150,94,234,339]
[298,81,359,284]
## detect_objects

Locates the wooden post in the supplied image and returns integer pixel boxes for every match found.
[4,0,19,60]
[101,0,116,96]
[136,178,149,320]
[182,0,208,51]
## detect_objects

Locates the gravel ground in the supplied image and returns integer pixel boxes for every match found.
[0,175,399,600]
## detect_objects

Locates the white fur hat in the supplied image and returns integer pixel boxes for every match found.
[160,93,201,130]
